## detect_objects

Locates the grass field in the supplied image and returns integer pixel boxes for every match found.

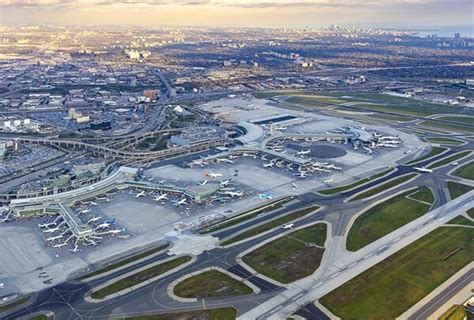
[321,226,474,320]
[242,223,327,283]
[90,256,192,299]
[201,197,292,233]
[437,116,474,125]
[426,137,465,145]
[428,151,471,169]
[347,187,433,251]
[29,315,48,320]
[349,173,417,201]
[447,181,473,199]
[451,161,474,180]
[447,215,474,226]
[78,244,169,280]
[253,91,309,99]
[407,187,434,203]
[468,208,474,219]
[439,305,467,320]
[420,121,474,133]
[173,270,253,298]
[221,205,319,246]
[124,307,238,320]
[319,168,394,195]
[0,296,30,313]
[406,146,447,165]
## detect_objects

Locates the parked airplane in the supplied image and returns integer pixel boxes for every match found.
[135,191,146,198]
[217,158,234,164]
[224,191,244,198]
[153,193,169,202]
[84,201,98,206]
[70,246,80,253]
[96,222,110,230]
[297,149,311,155]
[292,183,298,189]
[282,223,294,229]
[173,198,188,206]
[263,162,274,168]
[198,180,208,186]
[79,208,91,214]
[205,171,223,178]
[108,229,122,235]
[220,179,231,186]
[258,193,273,200]
[87,216,101,224]
[414,167,433,173]
[43,227,60,233]
[53,243,66,248]
[324,179,334,184]
[38,222,56,228]
[46,235,63,242]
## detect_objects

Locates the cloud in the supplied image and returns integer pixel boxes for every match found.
[0,0,470,9]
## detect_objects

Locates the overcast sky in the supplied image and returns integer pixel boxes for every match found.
[0,0,472,28]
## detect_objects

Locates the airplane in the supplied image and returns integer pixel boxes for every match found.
[292,183,298,189]
[296,171,308,179]
[242,153,256,159]
[263,162,274,168]
[43,227,60,233]
[79,208,91,214]
[153,193,169,202]
[325,164,342,170]
[220,179,231,186]
[38,222,56,228]
[0,282,4,289]
[176,198,188,206]
[46,235,63,241]
[324,179,334,184]
[87,216,101,224]
[108,229,122,235]
[224,191,244,198]
[84,201,98,206]
[70,246,80,253]
[205,171,223,178]
[282,223,294,229]
[53,243,67,248]
[216,158,234,164]
[135,191,146,198]
[198,180,208,186]
[258,193,273,200]
[96,222,111,230]
[414,167,433,173]
[297,149,311,155]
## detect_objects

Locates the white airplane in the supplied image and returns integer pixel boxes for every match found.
[205,171,223,178]
[225,191,244,198]
[84,201,98,206]
[282,223,294,229]
[175,198,188,206]
[96,222,110,230]
[452,162,459,166]
[47,235,63,241]
[198,180,208,186]
[108,229,122,235]
[220,179,231,186]
[70,246,80,253]
[153,193,169,202]
[135,191,146,198]
[43,227,60,233]
[292,183,298,189]
[38,222,56,228]
[325,164,342,170]
[217,158,234,164]
[53,243,66,248]
[87,216,101,224]
[242,153,256,158]
[414,167,433,173]
[297,171,308,178]
[79,208,91,214]
[297,149,311,155]
[263,162,274,168]
[324,179,334,184]
[0,282,4,289]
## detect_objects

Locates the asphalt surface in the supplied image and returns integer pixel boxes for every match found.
[2,132,473,319]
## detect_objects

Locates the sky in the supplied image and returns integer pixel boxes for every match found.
[0,0,472,29]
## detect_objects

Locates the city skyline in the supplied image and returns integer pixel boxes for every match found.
[0,0,472,29]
